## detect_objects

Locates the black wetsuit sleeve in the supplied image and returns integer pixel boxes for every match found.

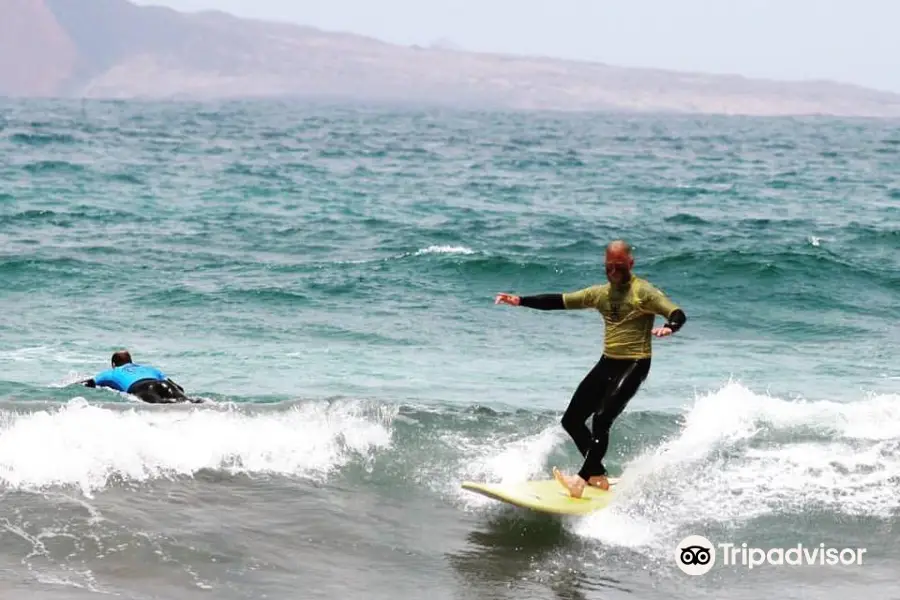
[82,378,96,388]
[519,294,566,310]
[665,309,687,332]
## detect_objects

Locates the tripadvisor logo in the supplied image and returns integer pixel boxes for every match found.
[676,535,715,575]
[675,535,867,575]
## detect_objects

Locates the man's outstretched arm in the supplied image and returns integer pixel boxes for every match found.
[495,287,599,311]
[494,292,566,310]
[519,293,566,310]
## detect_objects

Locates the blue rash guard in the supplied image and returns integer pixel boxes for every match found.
[92,363,167,393]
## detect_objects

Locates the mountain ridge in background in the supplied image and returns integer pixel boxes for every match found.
[3,0,900,116]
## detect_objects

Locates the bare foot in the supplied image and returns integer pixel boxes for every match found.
[587,475,610,490]
[552,467,586,498]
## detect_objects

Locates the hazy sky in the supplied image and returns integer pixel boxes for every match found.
[136,0,900,93]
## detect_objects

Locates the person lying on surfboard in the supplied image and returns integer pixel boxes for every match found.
[494,239,687,498]
[76,349,201,404]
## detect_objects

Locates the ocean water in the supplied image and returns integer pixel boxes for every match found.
[0,99,898,599]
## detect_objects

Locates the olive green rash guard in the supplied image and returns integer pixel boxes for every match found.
[561,276,681,360]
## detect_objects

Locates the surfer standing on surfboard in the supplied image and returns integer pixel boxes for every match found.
[494,239,687,498]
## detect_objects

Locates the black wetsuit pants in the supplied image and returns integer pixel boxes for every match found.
[128,379,189,404]
[561,355,651,481]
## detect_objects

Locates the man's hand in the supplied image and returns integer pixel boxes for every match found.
[494,293,521,306]
[652,326,673,337]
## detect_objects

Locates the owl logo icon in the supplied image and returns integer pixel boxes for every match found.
[676,535,716,575]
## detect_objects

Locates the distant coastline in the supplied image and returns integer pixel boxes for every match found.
[3,0,900,117]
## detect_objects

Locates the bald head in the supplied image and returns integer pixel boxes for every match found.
[604,239,634,285]
[606,240,632,257]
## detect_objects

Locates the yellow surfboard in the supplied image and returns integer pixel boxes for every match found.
[461,477,618,516]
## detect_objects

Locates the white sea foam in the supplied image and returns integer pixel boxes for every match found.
[570,382,900,555]
[0,398,395,497]
[413,245,475,256]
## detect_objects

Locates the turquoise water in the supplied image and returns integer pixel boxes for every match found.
[0,100,898,599]
[2,102,897,407]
